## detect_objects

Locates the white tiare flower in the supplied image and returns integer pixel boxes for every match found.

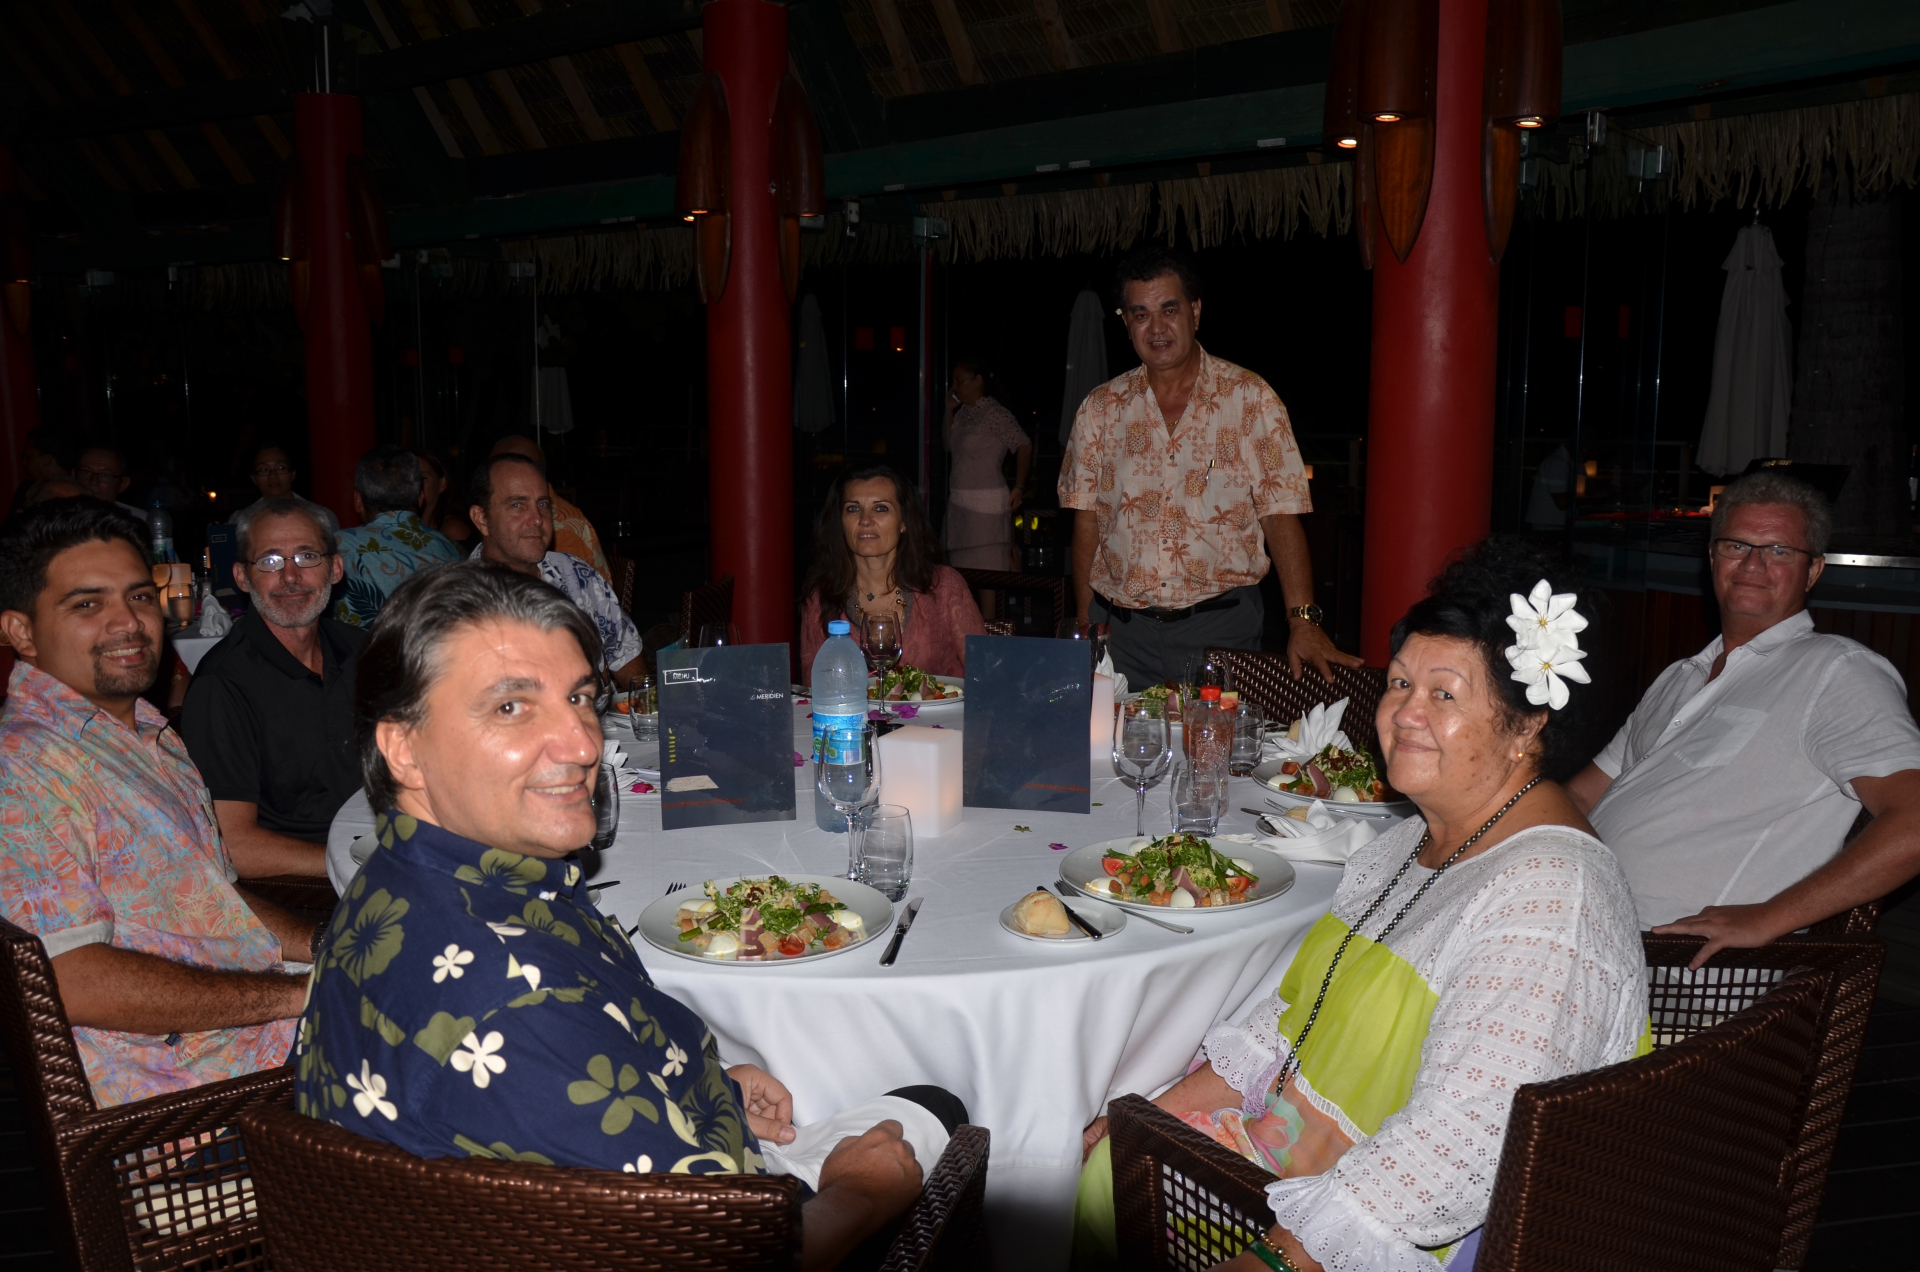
[621,1155,654,1174]
[661,1042,688,1078]
[432,944,474,983]
[1506,579,1588,650]
[347,1060,398,1121]
[450,1031,507,1088]
[486,921,526,940]
[1506,640,1591,710]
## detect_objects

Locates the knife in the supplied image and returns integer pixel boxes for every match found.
[1056,880,1192,935]
[1044,883,1104,940]
[879,897,923,966]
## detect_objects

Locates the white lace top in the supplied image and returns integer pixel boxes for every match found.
[1202,818,1647,1271]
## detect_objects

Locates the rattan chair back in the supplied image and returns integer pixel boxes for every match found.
[0,915,292,1272]
[607,551,638,619]
[240,1104,991,1272]
[680,574,736,646]
[952,568,1071,638]
[1204,650,1386,755]
[1109,934,1880,1271]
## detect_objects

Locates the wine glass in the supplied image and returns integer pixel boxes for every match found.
[696,623,739,647]
[816,720,882,879]
[863,612,903,680]
[1112,700,1172,839]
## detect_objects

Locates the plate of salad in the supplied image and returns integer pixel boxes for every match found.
[868,663,964,717]
[636,875,894,964]
[1252,746,1414,819]
[1058,835,1295,915]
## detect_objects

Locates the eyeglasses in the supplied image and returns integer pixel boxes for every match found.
[253,464,292,476]
[75,466,124,481]
[250,550,331,572]
[1711,537,1817,563]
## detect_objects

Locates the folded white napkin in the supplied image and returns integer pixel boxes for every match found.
[1263,697,1353,762]
[1224,813,1378,866]
[196,588,232,637]
[1096,650,1127,699]
[756,1094,951,1191]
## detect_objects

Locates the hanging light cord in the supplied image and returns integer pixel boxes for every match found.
[1274,775,1544,1093]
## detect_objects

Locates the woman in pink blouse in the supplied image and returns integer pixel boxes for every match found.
[800,467,986,680]
[942,358,1032,569]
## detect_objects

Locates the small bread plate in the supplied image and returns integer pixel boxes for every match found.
[1058,839,1295,916]
[868,674,965,720]
[637,876,895,966]
[998,893,1127,943]
[1251,760,1415,820]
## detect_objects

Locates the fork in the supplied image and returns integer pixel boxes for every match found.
[626,880,689,937]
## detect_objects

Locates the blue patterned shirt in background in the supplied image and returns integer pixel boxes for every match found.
[466,544,643,669]
[332,511,463,628]
[295,812,761,1174]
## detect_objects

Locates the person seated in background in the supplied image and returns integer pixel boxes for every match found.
[469,452,644,687]
[415,448,472,546]
[1076,540,1647,1272]
[1568,471,1920,963]
[73,445,143,517]
[244,446,297,505]
[182,496,366,879]
[489,434,611,584]
[0,500,310,1107]
[332,445,462,629]
[10,427,77,514]
[799,466,985,679]
[22,478,82,506]
[298,563,955,1271]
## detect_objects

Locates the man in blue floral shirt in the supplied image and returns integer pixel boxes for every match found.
[332,446,462,628]
[297,563,930,1268]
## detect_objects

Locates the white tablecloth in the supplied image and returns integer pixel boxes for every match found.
[172,634,222,673]
[591,705,1342,1268]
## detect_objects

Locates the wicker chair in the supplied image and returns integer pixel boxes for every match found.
[1205,650,1386,755]
[607,550,638,619]
[0,916,293,1272]
[680,574,737,646]
[241,1103,991,1272]
[953,568,1071,639]
[983,620,1014,637]
[1109,933,1883,1272]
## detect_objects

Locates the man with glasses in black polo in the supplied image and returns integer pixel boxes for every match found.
[182,496,366,879]
[1567,471,1920,962]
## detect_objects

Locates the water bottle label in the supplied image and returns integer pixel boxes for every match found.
[821,723,866,768]
[812,710,866,760]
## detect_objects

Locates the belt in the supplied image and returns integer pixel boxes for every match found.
[1105,595,1241,624]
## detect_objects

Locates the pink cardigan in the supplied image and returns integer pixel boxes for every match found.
[799,565,986,681]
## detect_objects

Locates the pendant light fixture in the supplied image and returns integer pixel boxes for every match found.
[770,73,825,303]
[675,72,733,306]
[273,160,311,326]
[1482,0,1562,261]
[1359,0,1437,262]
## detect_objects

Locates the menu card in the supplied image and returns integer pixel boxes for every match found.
[658,644,796,831]
[962,635,1092,815]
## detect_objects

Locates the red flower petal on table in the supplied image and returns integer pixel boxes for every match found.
[631,781,655,794]
[1049,842,1070,851]
[895,704,920,719]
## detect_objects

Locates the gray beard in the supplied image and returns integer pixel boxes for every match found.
[254,586,329,630]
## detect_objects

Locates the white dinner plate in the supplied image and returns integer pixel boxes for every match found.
[997,892,1127,942]
[1058,839,1295,916]
[1251,760,1415,820]
[869,674,965,719]
[637,876,895,966]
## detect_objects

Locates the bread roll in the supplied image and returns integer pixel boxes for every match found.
[1011,890,1072,936]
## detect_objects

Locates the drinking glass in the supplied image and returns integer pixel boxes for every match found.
[856,804,914,900]
[696,623,739,647]
[626,676,658,745]
[1112,701,1172,838]
[1170,757,1228,835]
[1230,703,1264,776]
[589,760,621,851]
[863,612,903,679]
[816,720,882,878]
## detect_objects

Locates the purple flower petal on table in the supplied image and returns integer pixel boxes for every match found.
[894,704,919,719]
[931,724,945,729]
[1049,842,1070,851]
[792,751,806,767]
[868,710,890,722]
[630,781,655,795]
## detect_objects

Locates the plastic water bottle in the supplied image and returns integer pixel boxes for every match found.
[146,500,177,564]
[810,619,868,832]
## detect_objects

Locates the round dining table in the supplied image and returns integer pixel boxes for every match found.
[587,702,1346,1269]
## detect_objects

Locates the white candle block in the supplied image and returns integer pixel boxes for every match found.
[1090,673,1116,763]
[877,725,964,838]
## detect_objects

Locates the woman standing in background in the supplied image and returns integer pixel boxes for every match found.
[942,357,1033,570]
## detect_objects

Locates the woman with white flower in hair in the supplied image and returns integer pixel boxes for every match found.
[1076,539,1649,1272]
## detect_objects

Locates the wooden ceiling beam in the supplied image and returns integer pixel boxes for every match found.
[1145,0,1184,54]
[356,0,465,159]
[1031,0,1082,71]
[50,0,201,189]
[512,0,612,143]
[867,0,925,94]
[355,0,702,96]
[931,0,981,85]
[444,0,547,149]
[613,43,676,133]
[108,0,255,184]
[397,0,506,156]
[171,0,293,159]
[786,0,891,152]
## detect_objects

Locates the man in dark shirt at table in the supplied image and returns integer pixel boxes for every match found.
[182,496,366,879]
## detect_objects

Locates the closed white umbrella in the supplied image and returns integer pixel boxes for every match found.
[1698,223,1793,476]
[1059,289,1109,445]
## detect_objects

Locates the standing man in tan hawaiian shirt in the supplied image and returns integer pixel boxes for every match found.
[1059,248,1361,686]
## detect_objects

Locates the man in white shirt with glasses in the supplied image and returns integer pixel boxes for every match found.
[1568,471,1920,965]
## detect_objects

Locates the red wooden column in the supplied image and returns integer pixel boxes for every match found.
[295,94,374,526]
[704,0,794,648]
[0,143,38,497]
[1358,0,1500,664]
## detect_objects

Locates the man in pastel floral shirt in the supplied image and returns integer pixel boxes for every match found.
[298,563,942,1270]
[0,500,312,1107]
[332,446,462,628]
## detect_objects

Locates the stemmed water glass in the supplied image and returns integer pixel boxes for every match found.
[816,720,883,880]
[1112,701,1172,838]
[863,612,903,680]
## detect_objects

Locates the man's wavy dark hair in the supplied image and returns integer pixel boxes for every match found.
[0,498,150,615]
[1388,537,1603,783]
[800,466,939,637]
[1113,245,1203,305]
[355,560,603,812]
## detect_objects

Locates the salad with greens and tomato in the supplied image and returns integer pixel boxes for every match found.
[1081,834,1259,909]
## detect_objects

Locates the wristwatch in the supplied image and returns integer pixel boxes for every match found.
[1287,604,1325,626]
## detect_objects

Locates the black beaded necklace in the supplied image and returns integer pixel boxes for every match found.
[1275,775,1543,1092]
